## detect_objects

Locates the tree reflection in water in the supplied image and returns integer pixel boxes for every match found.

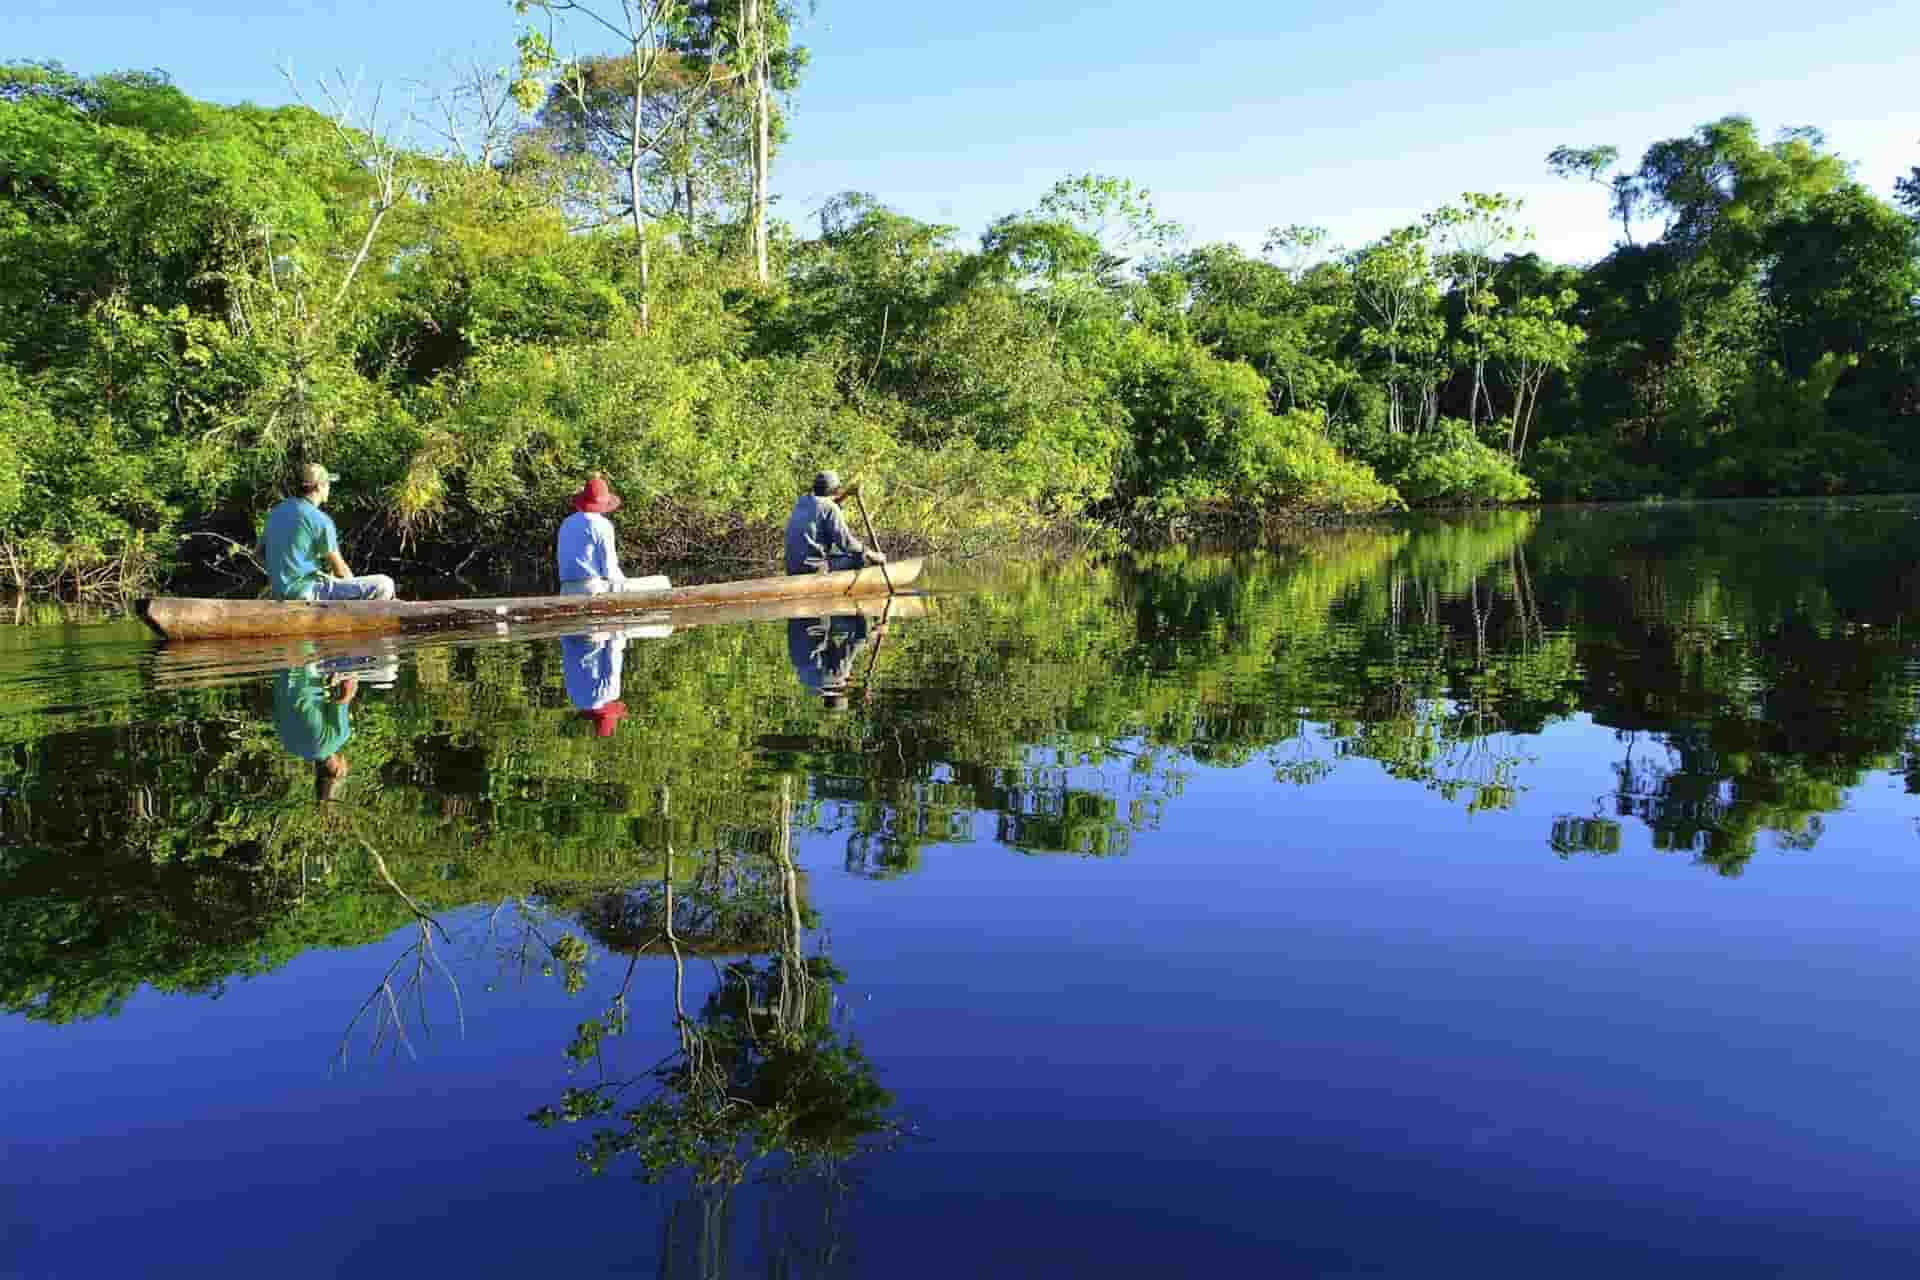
[529,779,904,1276]
[12,504,1920,1035]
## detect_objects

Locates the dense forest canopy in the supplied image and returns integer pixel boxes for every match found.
[1,50,1916,588]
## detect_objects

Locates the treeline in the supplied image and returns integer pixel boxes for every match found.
[2,38,1916,587]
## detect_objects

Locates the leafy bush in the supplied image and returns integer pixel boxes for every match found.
[1,356,171,586]
[1698,431,1907,497]
[1359,419,1534,507]
[1110,330,1397,521]
[1525,435,1671,501]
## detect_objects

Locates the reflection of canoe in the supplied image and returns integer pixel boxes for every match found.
[147,593,930,688]
[136,558,925,641]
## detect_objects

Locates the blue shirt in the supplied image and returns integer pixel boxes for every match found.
[271,667,352,761]
[556,511,624,584]
[261,497,338,601]
[560,633,625,710]
[783,495,864,574]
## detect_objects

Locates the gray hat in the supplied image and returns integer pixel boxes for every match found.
[297,462,339,491]
[813,470,840,496]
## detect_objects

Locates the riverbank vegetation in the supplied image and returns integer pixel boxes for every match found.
[2,36,1916,588]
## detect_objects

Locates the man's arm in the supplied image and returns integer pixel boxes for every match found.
[828,503,865,557]
[597,518,625,582]
[318,512,352,578]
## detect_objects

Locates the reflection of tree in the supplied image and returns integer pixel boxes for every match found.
[1540,511,1919,873]
[1575,729,1848,876]
[843,788,972,878]
[1550,815,1623,857]
[1336,704,1534,814]
[579,828,801,960]
[14,502,1920,1035]
[995,784,1130,855]
[530,780,902,1219]
[335,840,465,1064]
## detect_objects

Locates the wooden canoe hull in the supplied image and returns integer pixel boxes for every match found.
[147,594,929,687]
[137,558,923,641]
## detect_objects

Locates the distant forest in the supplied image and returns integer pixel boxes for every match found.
[3,11,1916,588]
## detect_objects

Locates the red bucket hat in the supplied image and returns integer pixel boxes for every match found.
[571,474,622,514]
[579,701,627,737]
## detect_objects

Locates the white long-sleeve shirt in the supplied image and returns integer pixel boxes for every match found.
[556,511,624,585]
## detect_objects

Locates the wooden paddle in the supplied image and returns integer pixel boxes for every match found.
[831,479,895,595]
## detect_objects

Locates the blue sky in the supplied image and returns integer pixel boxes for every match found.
[14,0,1916,263]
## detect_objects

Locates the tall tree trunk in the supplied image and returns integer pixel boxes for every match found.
[747,0,770,284]
[1506,369,1524,456]
[681,112,697,238]
[1472,357,1494,429]
[753,66,769,283]
[1516,368,1543,460]
[630,66,650,333]
[1387,349,1402,434]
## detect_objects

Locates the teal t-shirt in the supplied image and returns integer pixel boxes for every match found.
[272,667,352,761]
[261,497,338,601]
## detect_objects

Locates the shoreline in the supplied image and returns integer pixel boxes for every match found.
[11,491,1919,604]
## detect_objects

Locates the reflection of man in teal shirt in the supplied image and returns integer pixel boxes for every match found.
[272,665,356,801]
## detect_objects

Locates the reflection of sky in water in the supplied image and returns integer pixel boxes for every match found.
[7,502,1920,1275]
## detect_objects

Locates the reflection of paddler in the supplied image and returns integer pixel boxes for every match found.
[559,622,674,736]
[786,613,875,712]
[272,664,356,802]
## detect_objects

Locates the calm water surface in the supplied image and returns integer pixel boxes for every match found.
[6,502,1920,1277]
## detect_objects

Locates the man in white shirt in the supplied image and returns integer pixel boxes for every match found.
[554,474,669,595]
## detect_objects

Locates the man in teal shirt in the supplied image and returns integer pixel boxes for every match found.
[260,463,397,601]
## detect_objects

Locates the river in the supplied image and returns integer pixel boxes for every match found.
[5,500,1920,1276]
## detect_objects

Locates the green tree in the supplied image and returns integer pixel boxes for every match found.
[1488,286,1583,459]
[515,0,723,329]
[1350,225,1446,436]
[1546,143,1643,246]
[1426,191,1528,429]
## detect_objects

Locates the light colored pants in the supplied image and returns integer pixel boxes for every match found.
[316,654,402,687]
[786,553,864,576]
[311,574,397,601]
[560,575,671,596]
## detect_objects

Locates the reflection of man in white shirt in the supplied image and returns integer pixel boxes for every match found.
[559,623,674,737]
[555,473,668,595]
[561,632,626,711]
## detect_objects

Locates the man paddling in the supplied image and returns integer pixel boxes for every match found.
[783,470,888,575]
[556,474,669,595]
[260,463,397,602]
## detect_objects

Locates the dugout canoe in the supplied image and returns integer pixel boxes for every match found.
[146,593,930,687]
[136,558,924,642]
